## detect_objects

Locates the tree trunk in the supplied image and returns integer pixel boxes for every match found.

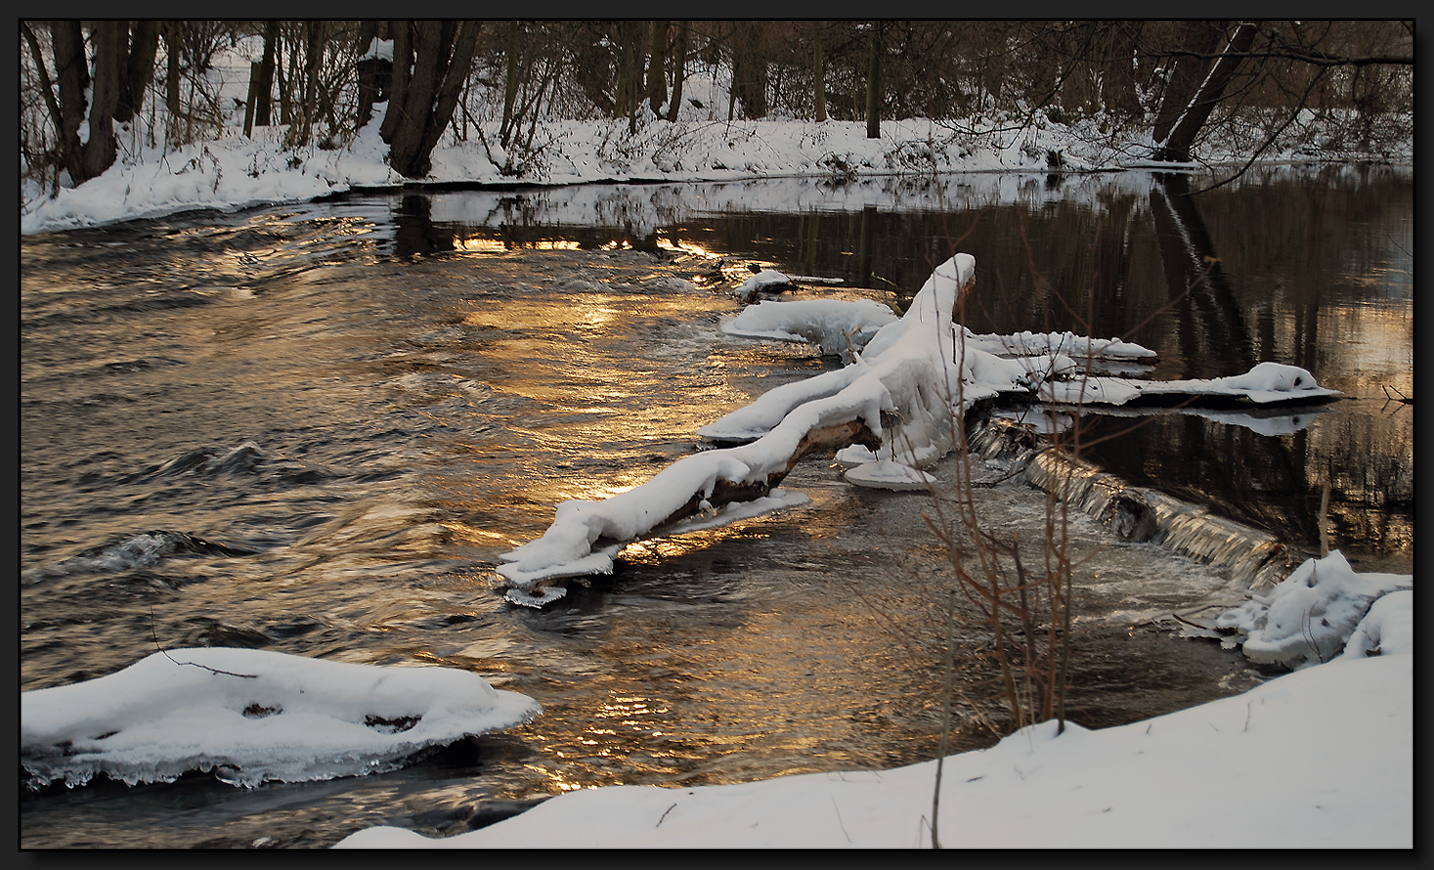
[286,20,324,148]
[866,22,881,139]
[163,24,182,140]
[244,61,260,136]
[500,21,521,147]
[381,20,481,179]
[279,25,301,125]
[666,21,688,121]
[354,21,389,132]
[115,20,159,124]
[813,24,826,122]
[49,21,89,177]
[647,20,669,116]
[20,22,64,144]
[254,21,278,127]
[50,20,124,184]
[1150,21,1226,148]
[1154,21,1260,162]
[82,22,122,181]
[379,20,411,144]
[732,21,768,119]
[614,21,646,132]
[571,23,617,117]
[1100,23,1140,115]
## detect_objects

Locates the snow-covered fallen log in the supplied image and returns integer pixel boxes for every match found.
[1038,360,1341,406]
[496,254,978,605]
[958,328,1158,361]
[492,251,1342,607]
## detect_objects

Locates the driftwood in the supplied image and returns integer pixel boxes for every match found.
[495,255,979,604]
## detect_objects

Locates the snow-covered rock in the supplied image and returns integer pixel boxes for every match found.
[1216,551,1412,668]
[22,648,541,789]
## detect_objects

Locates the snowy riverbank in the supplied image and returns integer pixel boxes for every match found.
[20,84,1411,238]
[337,549,1412,848]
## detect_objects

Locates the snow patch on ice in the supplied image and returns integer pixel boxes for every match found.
[22,648,541,790]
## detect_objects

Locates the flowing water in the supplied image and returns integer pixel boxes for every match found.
[20,166,1412,848]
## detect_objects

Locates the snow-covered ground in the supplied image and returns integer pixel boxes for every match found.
[19,35,1411,237]
[336,625,1411,848]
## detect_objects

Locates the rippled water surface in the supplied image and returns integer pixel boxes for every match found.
[21,168,1411,848]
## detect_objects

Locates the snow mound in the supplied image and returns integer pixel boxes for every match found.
[1340,590,1413,659]
[844,459,937,490]
[722,298,898,358]
[1217,362,1336,403]
[734,269,797,301]
[1215,551,1412,668]
[21,648,541,789]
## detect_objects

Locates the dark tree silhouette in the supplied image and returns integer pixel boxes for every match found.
[21,20,151,185]
[380,20,480,179]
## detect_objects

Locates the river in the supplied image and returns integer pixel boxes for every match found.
[20,165,1412,848]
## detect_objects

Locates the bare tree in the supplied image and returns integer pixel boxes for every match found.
[646,20,669,116]
[254,21,280,127]
[731,21,769,119]
[499,21,523,146]
[380,20,481,179]
[1151,21,1260,162]
[865,21,881,138]
[810,21,827,121]
[21,20,141,185]
[115,20,160,125]
[666,20,689,122]
[353,20,389,132]
[284,20,325,148]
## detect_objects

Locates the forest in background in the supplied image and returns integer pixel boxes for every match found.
[19,20,1414,189]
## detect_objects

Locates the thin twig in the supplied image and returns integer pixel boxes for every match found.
[656,802,677,828]
[831,797,852,844]
[149,605,257,679]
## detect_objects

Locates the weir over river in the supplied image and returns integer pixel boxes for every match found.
[21,165,1411,848]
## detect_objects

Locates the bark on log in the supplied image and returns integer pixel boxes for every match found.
[650,419,884,534]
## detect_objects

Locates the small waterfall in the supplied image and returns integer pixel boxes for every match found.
[967,412,1302,591]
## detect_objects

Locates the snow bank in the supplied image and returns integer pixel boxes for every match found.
[336,614,1412,848]
[22,648,540,789]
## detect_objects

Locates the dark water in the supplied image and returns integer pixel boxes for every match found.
[20,167,1412,848]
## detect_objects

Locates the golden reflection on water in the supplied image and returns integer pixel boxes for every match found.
[620,533,735,564]
[454,236,584,253]
[1315,301,1413,392]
